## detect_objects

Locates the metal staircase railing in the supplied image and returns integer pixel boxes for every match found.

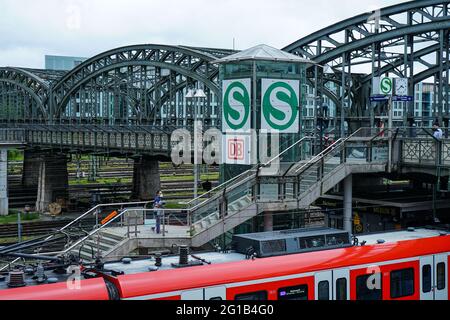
[186,128,389,242]
[186,128,390,239]
[58,207,185,261]
[1,128,394,265]
[255,128,390,205]
[187,136,314,236]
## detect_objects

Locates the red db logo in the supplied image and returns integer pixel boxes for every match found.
[228,139,244,161]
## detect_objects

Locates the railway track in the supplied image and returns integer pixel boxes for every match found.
[0,219,100,239]
[7,180,218,209]
[8,168,218,181]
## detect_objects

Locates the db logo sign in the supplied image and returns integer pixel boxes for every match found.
[228,139,244,161]
[223,135,250,165]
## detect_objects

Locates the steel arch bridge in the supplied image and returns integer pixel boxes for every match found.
[1,0,450,136]
[0,45,235,129]
[284,0,450,130]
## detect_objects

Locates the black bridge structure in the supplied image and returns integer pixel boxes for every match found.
[0,1,449,154]
[1,0,450,215]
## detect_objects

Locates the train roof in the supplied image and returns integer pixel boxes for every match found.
[114,228,450,299]
[0,228,448,298]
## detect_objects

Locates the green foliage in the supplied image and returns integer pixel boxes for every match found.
[7,149,24,161]
[0,212,40,224]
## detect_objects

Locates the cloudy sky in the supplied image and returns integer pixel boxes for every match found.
[0,0,409,69]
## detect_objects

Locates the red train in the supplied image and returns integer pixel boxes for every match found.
[0,228,448,300]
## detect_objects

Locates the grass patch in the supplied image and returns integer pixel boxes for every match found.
[68,174,219,185]
[7,150,23,162]
[0,212,40,224]
[164,203,189,210]
[69,178,132,185]
[0,236,36,244]
[161,173,219,182]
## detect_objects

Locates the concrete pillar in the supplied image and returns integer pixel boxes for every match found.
[0,149,8,216]
[132,156,160,201]
[36,154,69,213]
[344,174,353,235]
[264,212,274,232]
[22,149,41,188]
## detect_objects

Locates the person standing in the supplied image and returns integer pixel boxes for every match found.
[433,122,443,140]
[154,190,164,234]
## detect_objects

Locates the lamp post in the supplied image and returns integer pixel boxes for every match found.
[186,87,207,201]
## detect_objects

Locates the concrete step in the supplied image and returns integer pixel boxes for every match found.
[83,239,114,252]
[301,178,317,183]
[100,230,126,242]
[94,235,121,247]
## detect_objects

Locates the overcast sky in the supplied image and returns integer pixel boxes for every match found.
[0,0,410,69]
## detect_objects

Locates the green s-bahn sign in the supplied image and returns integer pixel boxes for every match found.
[222,79,251,132]
[261,79,300,133]
[379,77,393,95]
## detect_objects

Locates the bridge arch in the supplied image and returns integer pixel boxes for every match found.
[52,44,221,125]
[0,67,49,121]
[284,0,450,125]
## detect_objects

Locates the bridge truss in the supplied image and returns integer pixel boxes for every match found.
[284,0,450,132]
[0,0,450,137]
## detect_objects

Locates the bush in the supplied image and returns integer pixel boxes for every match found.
[8,150,23,161]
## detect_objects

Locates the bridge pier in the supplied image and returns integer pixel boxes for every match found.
[22,149,41,188]
[0,149,8,216]
[344,175,353,235]
[36,154,69,213]
[132,156,161,201]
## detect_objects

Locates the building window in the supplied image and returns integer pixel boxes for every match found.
[278,285,308,300]
[318,281,330,300]
[336,278,347,300]
[356,273,382,300]
[422,265,432,293]
[437,263,446,291]
[390,268,415,299]
[235,291,267,301]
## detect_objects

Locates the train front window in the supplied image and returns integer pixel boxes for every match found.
[390,268,415,299]
[278,285,308,300]
[318,281,330,300]
[356,273,382,300]
[437,263,446,291]
[422,265,432,293]
[235,291,267,301]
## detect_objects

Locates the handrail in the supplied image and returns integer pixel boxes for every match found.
[186,136,312,208]
[0,257,21,272]
[293,127,375,175]
[58,208,183,256]
[294,138,343,174]
[45,201,153,241]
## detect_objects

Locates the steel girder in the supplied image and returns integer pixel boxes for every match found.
[284,0,450,62]
[284,0,450,126]
[0,67,49,118]
[52,44,221,121]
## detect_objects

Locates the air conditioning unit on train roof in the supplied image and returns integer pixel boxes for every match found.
[232,227,352,258]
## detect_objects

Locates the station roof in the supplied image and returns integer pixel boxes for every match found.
[213,44,316,64]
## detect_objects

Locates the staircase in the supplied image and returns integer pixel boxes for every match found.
[70,229,126,262]
[29,129,388,262]
[188,130,389,247]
